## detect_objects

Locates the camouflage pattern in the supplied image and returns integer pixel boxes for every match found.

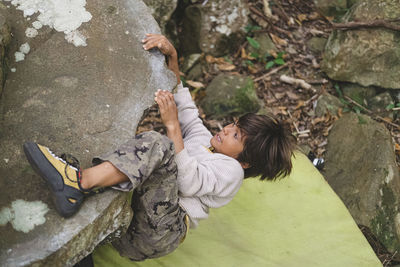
[93,131,187,261]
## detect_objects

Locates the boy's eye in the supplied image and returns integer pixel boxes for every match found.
[234,133,238,139]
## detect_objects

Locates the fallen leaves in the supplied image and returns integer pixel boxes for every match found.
[205,55,236,71]
[186,80,205,88]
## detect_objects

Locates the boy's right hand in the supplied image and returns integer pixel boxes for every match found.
[142,33,180,83]
[142,33,177,58]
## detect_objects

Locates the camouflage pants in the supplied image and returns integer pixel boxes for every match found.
[93,131,187,261]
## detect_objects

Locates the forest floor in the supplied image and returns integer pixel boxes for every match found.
[137,1,400,265]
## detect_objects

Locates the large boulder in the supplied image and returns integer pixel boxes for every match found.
[200,74,260,119]
[180,0,249,56]
[323,112,400,253]
[0,0,176,266]
[322,0,400,89]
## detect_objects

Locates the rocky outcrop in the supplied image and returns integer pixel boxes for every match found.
[0,0,176,266]
[323,112,400,253]
[322,0,400,89]
[180,0,249,56]
[200,74,260,118]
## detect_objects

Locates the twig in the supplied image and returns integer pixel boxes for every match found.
[254,63,289,82]
[280,74,315,92]
[249,6,293,38]
[344,96,400,129]
[274,0,291,23]
[287,110,310,136]
[332,20,400,32]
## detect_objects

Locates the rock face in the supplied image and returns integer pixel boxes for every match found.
[200,74,260,118]
[315,93,344,117]
[322,0,400,89]
[0,0,176,266]
[323,112,400,253]
[180,0,249,56]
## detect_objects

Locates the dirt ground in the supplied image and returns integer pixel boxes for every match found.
[137,1,400,265]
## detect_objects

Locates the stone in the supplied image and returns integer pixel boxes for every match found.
[180,0,249,56]
[315,93,345,117]
[313,0,348,17]
[200,74,260,118]
[306,37,327,53]
[368,92,394,119]
[322,0,400,89]
[323,112,400,253]
[342,83,376,106]
[248,33,277,58]
[0,0,177,266]
[142,0,178,34]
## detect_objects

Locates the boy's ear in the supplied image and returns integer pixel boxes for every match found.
[240,162,251,169]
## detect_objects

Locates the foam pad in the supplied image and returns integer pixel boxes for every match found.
[93,152,381,266]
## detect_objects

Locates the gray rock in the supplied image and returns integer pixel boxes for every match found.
[315,93,345,117]
[181,0,249,56]
[200,74,260,118]
[368,92,394,119]
[322,0,400,89]
[307,37,327,53]
[323,112,400,253]
[0,0,176,266]
[248,33,277,58]
[342,83,376,106]
[313,0,348,16]
[142,0,178,34]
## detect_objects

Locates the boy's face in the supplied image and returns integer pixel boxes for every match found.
[210,122,245,160]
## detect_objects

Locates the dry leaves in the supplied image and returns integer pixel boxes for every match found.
[186,80,205,88]
[270,33,288,46]
[206,55,236,71]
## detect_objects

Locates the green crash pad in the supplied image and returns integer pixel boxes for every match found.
[93,152,382,266]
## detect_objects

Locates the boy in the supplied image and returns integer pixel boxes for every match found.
[23,34,297,261]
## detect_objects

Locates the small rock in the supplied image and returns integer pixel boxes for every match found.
[315,93,345,117]
[306,37,327,53]
[200,74,260,118]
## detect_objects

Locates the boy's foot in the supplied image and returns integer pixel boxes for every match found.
[23,142,90,217]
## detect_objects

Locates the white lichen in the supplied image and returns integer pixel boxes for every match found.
[65,30,87,47]
[0,199,49,233]
[9,0,92,47]
[14,51,25,62]
[10,68,16,72]
[19,42,30,54]
[32,20,42,30]
[25,27,38,38]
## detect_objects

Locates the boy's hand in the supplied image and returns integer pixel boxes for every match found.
[155,89,179,129]
[142,34,177,57]
[142,33,181,83]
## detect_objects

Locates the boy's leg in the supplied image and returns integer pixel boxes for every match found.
[97,132,187,261]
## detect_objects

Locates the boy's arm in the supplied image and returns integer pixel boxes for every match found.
[142,33,180,83]
[143,33,211,141]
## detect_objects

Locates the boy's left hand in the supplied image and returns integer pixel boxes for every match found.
[154,90,179,129]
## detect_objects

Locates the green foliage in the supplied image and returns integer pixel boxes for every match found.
[244,24,262,34]
[246,37,260,49]
[386,103,400,110]
[265,61,275,69]
[265,52,285,69]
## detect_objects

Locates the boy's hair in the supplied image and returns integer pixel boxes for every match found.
[236,113,297,181]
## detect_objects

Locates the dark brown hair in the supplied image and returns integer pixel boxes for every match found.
[236,113,297,181]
